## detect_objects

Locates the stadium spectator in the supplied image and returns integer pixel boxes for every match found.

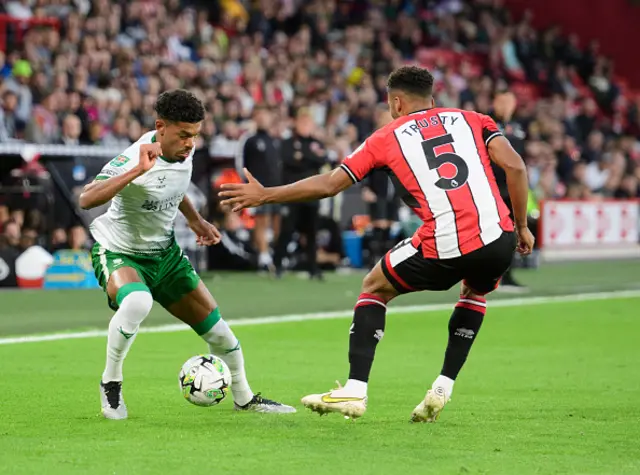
[0,90,23,141]
[25,89,60,144]
[3,220,21,252]
[275,108,329,279]
[66,225,88,251]
[101,116,132,148]
[236,104,281,271]
[49,227,68,253]
[58,114,87,146]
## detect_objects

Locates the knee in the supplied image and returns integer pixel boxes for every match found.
[119,291,154,318]
[361,270,395,303]
[460,281,484,300]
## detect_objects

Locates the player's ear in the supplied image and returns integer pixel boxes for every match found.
[155,119,166,136]
[430,96,436,108]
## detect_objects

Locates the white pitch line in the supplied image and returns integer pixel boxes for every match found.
[0,289,639,346]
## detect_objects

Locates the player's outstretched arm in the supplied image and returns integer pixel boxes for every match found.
[219,167,353,212]
[487,135,534,254]
[79,143,161,210]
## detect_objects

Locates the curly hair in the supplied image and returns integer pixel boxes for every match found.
[154,89,205,123]
[387,66,434,98]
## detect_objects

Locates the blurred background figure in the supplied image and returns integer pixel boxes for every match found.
[361,104,399,267]
[236,104,281,271]
[275,109,329,279]
[490,91,529,291]
[66,224,88,251]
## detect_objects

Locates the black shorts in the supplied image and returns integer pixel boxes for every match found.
[368,199,399,222]
[381,231,516,295]
[251,204,280,216]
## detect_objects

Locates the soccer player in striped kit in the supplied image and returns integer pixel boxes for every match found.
[220,66,534,422]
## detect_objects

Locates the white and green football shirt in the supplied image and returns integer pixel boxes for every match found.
[90,131,194,255]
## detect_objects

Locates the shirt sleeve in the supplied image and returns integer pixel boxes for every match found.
[480,114,503,147]
[95,144,140,180]
[340,131,384,183]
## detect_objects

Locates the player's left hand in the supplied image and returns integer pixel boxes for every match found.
[189,218,222,246]
[218,168,266,212]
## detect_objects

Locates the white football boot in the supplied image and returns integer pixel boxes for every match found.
[100,381,128,420]
[410,386,450,423]
[301,382,367,419]
[234,393,296,413]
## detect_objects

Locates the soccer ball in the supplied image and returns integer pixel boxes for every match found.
[179,354,232,407]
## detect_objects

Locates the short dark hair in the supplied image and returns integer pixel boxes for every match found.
[387,66,434,97]
[154,89,205,123]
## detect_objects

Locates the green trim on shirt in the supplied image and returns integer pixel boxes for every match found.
[151,133,172,163]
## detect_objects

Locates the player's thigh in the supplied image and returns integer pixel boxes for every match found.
[361,260,400,303]
[153,246,206,318]
[463,231,517,295]
[91,243,148,305]
[164,280,217,326]
[380,238,462,294]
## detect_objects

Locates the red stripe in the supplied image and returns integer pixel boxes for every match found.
[455,302,487,315]
[358,293,386,304]
[355,300,385,309]
[384,252,416,291]
[467,112,514,233]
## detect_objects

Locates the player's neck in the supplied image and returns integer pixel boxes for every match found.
[405,103,434,116]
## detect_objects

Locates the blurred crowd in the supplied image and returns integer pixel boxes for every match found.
[0,0,639,274]
[0,205,88,253]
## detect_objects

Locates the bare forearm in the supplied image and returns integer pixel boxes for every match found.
[179,195,201,222]
[263,171,341,204]
[506,168,529,229]
[79,169,140,209]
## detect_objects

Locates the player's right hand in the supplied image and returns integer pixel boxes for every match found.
[137,143,162,174]
[362,187,378,203]
[515,226,535,256]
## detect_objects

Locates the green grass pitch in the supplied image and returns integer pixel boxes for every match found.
[0,261,639,474]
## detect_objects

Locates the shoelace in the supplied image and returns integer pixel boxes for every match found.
[103,382,121,409]
[252,393,280,406]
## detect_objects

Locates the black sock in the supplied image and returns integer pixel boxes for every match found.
[440,295,486,380]
[370,227,386,263]
[348,293,387,382]
[382,227,394,254]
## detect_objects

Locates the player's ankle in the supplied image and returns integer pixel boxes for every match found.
[333,379,367,398]
[433,375,454,399]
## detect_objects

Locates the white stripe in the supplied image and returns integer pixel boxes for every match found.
[340,163,358,183]
[389,238,418,267]
[458,298,487,307]
[0,290,638,346]
[356,298,387,308]
[394,122,459,258]
[440,112,502,246]
[98,245,109,283]
[484,131,502,146]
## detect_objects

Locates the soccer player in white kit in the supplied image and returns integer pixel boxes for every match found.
[80,90,295,419]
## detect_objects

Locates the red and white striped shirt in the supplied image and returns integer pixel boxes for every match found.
[341,107,513,259]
